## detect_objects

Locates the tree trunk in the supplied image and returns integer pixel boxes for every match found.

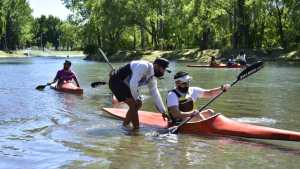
[140,26,145,49]
[275,1,287,49]
[133,27,136,49]
[232,2,238,49]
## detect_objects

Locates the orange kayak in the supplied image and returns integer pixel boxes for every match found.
[51,83,83,94]
[187,63,242,68]
[102,108,300,141]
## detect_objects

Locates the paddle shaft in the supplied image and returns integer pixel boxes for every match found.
[97,48,114,70]
[91,48,114,88]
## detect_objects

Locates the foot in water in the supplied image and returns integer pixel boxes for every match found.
[122,123,140,131]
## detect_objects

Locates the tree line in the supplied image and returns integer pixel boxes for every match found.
[0,0,79,51]
[63,0,299,55]
[0,0,299,54]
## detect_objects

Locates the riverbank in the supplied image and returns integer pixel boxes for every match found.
[85,48,300,63]
[0,50,84,58]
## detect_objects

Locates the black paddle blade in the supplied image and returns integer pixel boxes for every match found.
[91,81,107,88]
[237,61,264,81]
[156,126,178,135]
[36,85,46,90]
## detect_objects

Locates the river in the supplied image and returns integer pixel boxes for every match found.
[0,57,300,169]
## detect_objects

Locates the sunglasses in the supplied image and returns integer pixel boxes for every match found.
[178,80,191,86]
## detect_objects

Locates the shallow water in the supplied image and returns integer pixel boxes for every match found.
[0,57,300,169]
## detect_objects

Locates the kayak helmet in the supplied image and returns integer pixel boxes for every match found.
[174,71,192,83]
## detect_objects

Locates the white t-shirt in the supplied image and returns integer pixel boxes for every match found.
[124,60,166,114]
[167,87,207,107]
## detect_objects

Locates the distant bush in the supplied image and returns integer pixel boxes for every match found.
[83,44,98,56]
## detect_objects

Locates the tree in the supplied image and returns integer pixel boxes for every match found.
[59,22,79,50]
[0,0,33,50]
[62,0,300,54]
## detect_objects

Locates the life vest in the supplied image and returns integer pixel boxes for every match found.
[111,63,132,80]
[170,89,194,112]
[167,89,195,125]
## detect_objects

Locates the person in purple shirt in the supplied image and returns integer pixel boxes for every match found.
[47,60,80,87]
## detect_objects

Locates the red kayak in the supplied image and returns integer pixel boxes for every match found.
[51,83,83,94]
[187,63,242,68]
[102,108,300,141]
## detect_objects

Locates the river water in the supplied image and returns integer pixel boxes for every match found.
[0,57,300,169]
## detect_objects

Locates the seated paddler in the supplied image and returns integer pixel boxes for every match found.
[166,71,231,125]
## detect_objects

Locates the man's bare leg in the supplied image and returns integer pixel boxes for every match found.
[123,98,140,129]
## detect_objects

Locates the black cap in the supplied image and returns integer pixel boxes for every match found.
[154,58,171,73]
[174,71,188,79]
[64,60,72,66]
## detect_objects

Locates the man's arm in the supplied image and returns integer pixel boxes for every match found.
[148,78,166,114]
[73,76,80,87]
[129,64,147,100]
[168,106,191,119]
[201,84,230,99]
[48,72,59,85]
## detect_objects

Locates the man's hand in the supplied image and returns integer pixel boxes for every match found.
[162,113,169,121]
[135,99,142,109]
[221,84,231,92]
[190,110,199,118]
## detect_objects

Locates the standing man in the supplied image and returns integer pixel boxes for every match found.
[166,71,230,124]
[109,58,170,130]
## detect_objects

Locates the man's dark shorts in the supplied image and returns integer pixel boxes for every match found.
[109,75,132,102]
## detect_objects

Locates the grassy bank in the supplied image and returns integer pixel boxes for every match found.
[0,50,84,58]
[85,48,300,63]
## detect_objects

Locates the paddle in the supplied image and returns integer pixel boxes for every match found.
[91,81,107,88]
[168,61,264,134]
[90,48,115,88]
[97,48,114,70]
[36,83,50,90]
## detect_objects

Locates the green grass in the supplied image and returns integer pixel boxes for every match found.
[87,49,220,63]
[0,50,25,58]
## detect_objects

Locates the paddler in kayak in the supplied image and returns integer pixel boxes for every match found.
[237,50,247,66]
[47,60,81,87]
[209,56,218,66]
[109,58,171,130]
[166,71,230,125]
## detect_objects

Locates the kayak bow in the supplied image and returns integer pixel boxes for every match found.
[102,107,300,141]
[50,83,83,94]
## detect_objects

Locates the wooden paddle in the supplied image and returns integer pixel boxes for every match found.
[168,61,264,134]
[91,48,114,88]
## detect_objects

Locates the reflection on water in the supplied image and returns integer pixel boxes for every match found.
[0,58,300,169]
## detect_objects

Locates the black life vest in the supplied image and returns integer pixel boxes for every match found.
[166,89,195,125]
[111,63,132,80]
[170,89,195,112]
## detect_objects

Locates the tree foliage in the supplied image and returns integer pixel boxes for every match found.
[63,0,300,53]
[0,0,33,50]
[0,0,299,52]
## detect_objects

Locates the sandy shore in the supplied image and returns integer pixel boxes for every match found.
[0,50,84,58]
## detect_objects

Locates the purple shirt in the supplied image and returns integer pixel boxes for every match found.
[55,69,76,82]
